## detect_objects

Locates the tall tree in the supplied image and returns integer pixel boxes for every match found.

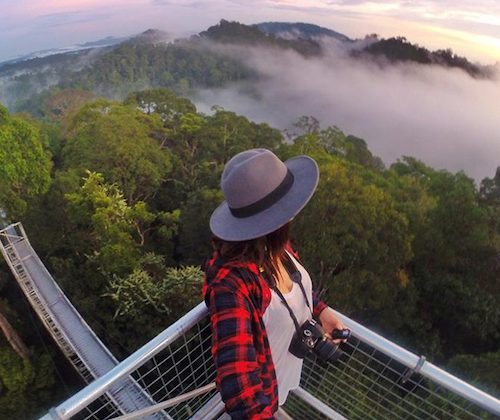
[292,155,412,323]
[0,105,52,219]
[62,100,172,203]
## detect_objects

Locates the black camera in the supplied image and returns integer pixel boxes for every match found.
[289,319,351,363]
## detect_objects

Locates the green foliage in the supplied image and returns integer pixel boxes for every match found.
[292,155,412,321]
[43,88,96,124]
[0,347,34,416]
[0,346,57,418]
[65,171,141,275]
[6,31,253,116]
[62,100,172,202]
[390,159,500,356]
[158,105,283,206]
[63,39,252,98]
[178,188,223,264]
[480,167,500,204]
[362,36,432,64]
[124,88,197,118]
[108,261,203,318]
[283,117,384,170]
[65,171,178,275]
[0,105,52,218]
[447,351,500,397]
[0,347,33,392]
[105,255,203,349]
[3,20,490,121]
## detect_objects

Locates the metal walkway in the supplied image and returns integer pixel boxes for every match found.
[0,223,166,419]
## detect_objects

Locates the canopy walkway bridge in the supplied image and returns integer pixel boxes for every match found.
[0,223,166,419]
[1,223,499,420]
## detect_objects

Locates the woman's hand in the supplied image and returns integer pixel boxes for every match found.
[319,307,347,344]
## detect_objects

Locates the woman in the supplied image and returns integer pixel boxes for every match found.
[203,148,346,419]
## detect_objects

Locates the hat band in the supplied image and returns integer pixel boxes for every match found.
[229,169,295,218]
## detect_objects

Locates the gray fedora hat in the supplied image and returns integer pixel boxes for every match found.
[210,148,319,241]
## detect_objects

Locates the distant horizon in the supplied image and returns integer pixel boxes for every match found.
[1,20,496,67]
[1,1,499,65]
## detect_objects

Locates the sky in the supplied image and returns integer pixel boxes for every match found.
[1,0,500,64]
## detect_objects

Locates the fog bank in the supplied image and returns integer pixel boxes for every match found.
[195,46,500,181]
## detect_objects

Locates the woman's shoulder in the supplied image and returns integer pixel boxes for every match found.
[204,256,259,293]
[285,241,301,261]
[204,256,271,312]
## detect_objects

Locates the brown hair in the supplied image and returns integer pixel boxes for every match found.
[212,223,291,287]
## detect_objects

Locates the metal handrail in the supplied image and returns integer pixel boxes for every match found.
[43,299,500,419]
[42,302,209,420]
[114,383,216,420]
[335,311,500,416]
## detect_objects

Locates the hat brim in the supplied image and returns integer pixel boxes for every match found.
[210,155,319,241]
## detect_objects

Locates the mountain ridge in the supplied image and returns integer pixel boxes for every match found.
[0,20,495,113]
[0,35,127,68]
[255,21,352,43]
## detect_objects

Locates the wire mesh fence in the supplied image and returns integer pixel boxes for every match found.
[45,304,500,420]
[76,395,121,420]
[132,319,217,419]
[298,335,496,420]
[284,390,333,420]
[70,316,217,420]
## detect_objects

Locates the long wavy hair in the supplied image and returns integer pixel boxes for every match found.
[212,222,291,287]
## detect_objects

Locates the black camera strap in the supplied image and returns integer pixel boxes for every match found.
[267,253,314,336]
[283,252,313,315]
[272,286,303,336]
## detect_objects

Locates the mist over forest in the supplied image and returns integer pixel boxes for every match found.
[194,40,500,182]
[1,21,499,182]
[1,19,500,418]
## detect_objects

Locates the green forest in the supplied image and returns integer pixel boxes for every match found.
[0,85,499,417]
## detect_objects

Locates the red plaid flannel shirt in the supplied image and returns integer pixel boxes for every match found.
[203,245,328,419]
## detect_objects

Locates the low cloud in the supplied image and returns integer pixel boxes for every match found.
[195,44,500,181]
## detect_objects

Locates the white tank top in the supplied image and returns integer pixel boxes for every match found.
[262,252,313,405]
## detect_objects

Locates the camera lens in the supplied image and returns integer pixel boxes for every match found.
[331,328,351,340]
[315,339,342,363]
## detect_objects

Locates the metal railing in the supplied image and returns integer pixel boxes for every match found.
[41,303,214,420]
[41,300,500,420]
[292,311,500,419]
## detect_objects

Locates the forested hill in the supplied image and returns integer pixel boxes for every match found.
[256,21,353,43]
[356,36,488,78]
[1,19,494,114]
[198,19,322,56]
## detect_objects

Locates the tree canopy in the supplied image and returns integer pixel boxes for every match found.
[0,88,499,416]
[0,105,52,219]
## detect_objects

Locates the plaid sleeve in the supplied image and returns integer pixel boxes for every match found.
[207,280,274,419]
[313,290,328,318]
